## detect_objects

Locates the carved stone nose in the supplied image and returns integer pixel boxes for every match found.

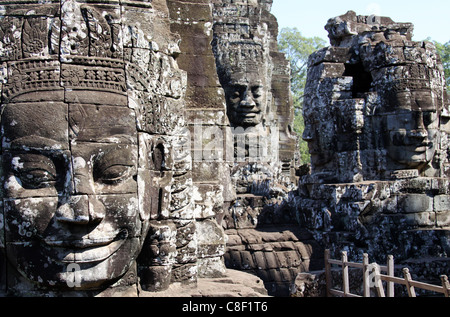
[240,90,256,107]
[302,129,314,141]
[56,195,105,225]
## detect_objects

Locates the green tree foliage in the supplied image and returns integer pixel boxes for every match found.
[278,27,326,164]
[433,40,450,91]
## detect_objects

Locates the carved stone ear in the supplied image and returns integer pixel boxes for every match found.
[137,221,177,292]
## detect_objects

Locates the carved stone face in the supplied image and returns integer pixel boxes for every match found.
[224,76,266,127]
[1,92,148,291]
[383,110,439,168]
[302,103,336,169]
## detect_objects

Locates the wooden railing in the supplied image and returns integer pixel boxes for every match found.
[325,249,450,297]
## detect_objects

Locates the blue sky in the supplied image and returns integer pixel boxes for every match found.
[271,0,450,44]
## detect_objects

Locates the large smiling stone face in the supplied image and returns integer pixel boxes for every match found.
[0,91,150,291]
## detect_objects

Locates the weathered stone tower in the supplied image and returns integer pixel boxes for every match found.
[296,11,450,276]
[210,0,320,297]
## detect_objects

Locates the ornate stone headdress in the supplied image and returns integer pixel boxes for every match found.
[1,2,124,99]
[0,0,187,134]
[214,39,267,84]
[211,0,273,86]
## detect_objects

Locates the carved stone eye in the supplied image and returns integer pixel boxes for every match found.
[11,154,58,189]
[423,112,436,127]
[229,89,242,102]
[228,85,246,102]
[93,148,137,185]
[251,86,263,98]
[95,164,133,185]
[19,168,57,189]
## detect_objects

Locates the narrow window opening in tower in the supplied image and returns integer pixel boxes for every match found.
[344,63,373,98]
[153,143,165,172]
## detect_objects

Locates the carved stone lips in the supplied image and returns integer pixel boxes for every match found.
[238,110,260,118]
[43,229,128,263]
[413,142,433,153]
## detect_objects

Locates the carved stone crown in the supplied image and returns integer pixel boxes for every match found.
[0,0,186,134]
[0,1,136,101]
[214,40,269,84]
[4,57,127,101]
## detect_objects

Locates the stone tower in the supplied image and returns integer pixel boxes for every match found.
[297,11,450,275]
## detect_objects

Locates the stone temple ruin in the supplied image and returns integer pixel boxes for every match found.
[0,1,448,297]
[292,11,450,295]
[297,10,450,266]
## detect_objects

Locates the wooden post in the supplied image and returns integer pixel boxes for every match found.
[342,251,349,296]
[373,265,385,298]
[403,268,416,297]
[363,253,370,297]
[441,275,450,297]
[387,255,394,297]
[325,249,331,297]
